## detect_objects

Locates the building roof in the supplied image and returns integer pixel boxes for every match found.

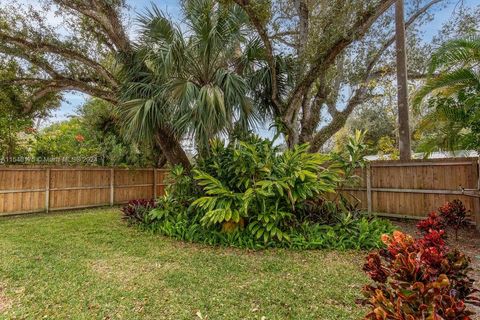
[364,150,479,161]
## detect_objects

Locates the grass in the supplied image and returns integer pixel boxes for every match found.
[0,208,368,319]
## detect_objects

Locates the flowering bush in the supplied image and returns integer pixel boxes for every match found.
[359,226,478,319]
[121,199,157,224]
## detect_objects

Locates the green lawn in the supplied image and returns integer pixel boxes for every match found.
[0,208,368,319]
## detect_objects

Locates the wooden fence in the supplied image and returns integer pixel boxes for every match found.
[0,159,479,227]
[0,167,169,216]
[342,157,480,226]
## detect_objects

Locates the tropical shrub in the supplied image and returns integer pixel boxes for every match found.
[147,210,393,250]
[328,129,369,219]
[290,215,394,250]
[191,138,340,243]
[416,211,445,235]
[438,199,472,240]
[149,166,201,225]
[360,211,479,319]
[331,129,369,188]
[416,200,472,240]
[131,135,394,250]
[121,199,157,224]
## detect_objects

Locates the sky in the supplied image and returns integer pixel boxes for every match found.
[36,0,478,124]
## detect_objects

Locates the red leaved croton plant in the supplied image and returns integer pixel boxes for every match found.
[359,203,479,319]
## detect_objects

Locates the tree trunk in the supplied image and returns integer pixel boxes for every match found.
[308,112,348,153]
[156,153,168,168]
[395,0,412,160]
[154,127,191,171]
[295,0,309,57]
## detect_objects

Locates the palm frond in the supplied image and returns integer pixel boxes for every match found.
[118,0,265,153]
[429,35,480,74]
[413,68,480,107]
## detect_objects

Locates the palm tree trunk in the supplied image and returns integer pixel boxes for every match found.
[154,127,191,172]
[156,153,168,168]
[395,0,412,160]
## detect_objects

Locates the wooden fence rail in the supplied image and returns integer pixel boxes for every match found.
[341,157,480,227]
[0,167,169,216]
[1,159,479,228]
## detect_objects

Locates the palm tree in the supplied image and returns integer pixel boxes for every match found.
[118,0,258,161]
[413,35,480,153]
[414,36,480,105]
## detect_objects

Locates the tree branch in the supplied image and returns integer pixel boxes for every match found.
[0,46,61,78]
[367,0,443,74]
[0,33,118,88]
[309,84,370,152]
[305,0,444,151]
[54,0,131,53]
[284,0,397,123]
[294,0,309,56]
[4,77,117,113]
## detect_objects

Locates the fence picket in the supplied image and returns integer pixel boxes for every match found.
[0,160,478,229]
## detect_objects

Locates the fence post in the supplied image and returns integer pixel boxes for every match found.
[45,168,50,213]
[366,163,372,213]
[110,168,114,206]
[153,168,157,199]
[477,158,480,231]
